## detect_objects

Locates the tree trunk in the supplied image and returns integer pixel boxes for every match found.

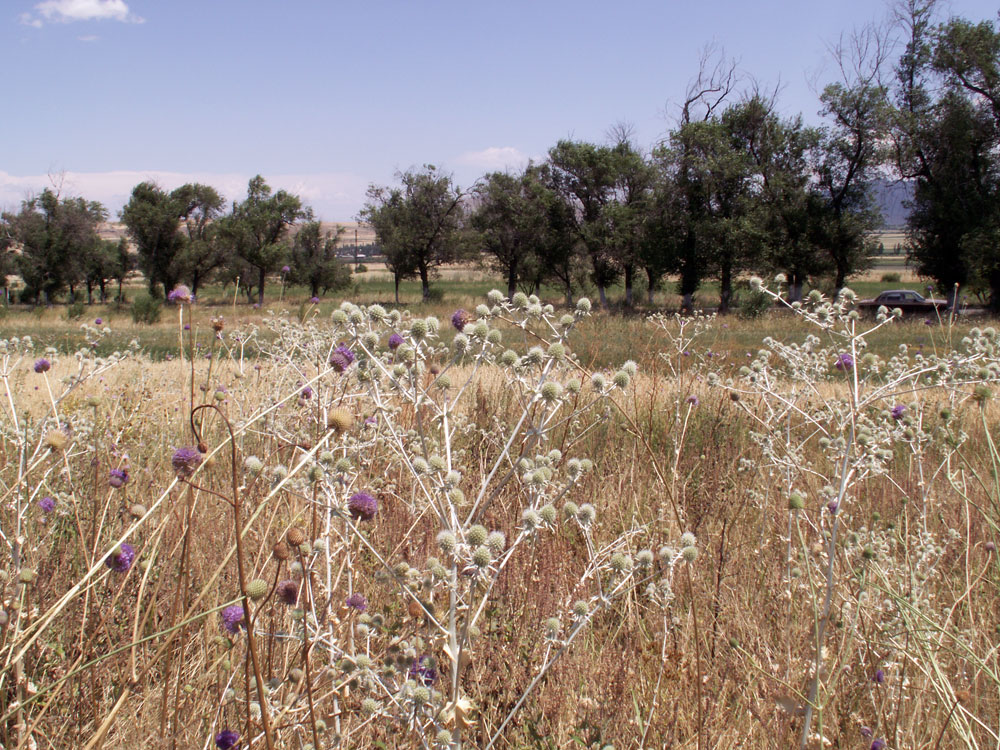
[419,265,430,301]
[507,266,517,299]
[394,273,400,305]
[624,264,633,307]
[719,264,732,315]
[598,285,608,308]
[789,274,804,303]
[86,281,93,305]
[257,267,266,305]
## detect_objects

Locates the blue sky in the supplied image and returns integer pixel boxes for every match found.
[2,0,998,219]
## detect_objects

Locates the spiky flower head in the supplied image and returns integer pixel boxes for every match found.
[437,530,457,554]
[486,530,506,555]
[348,492,378,521]
[167,285,192,303]
[408,655,438,686]
[834,353,854,372]
[680,532,697,547]
[451,309,471,331]
[327,408,354,434]
[540,381,562,402]
[33,358,51,373]
[276,580,298,605]
[109,468,129,489]
[105,543,135,573]
[891,404,906,420]
[472,546,492,568]
[221,605,245,634]
[388,332,404,350]
[467,525,488,547]
[329,344,355,373]
[286,527,305,546]
[577,503,596,526]
[682,546,698,563]
[44,429,69,452]
[572,599,589,617]
[38,496,55,513]
[609,552,632,573]
[345,592,368,612]
[575,297,592,313]
[171,447,204,478]
[215,729,240,749]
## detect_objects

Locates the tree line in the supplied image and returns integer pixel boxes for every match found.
[363,2,1000,311]
[0,175,351,305]
[1,2,997,310]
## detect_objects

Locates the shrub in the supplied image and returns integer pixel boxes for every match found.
[736,288,772,319]
[880,272,902,283]
[65,301,85,321]
[132,293,162,324]
[424,286,444,302]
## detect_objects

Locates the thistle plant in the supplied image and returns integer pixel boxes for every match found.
[720,277,1000,748]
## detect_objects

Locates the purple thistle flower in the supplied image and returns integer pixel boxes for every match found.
[826,500,839,514]
[215,729,240,749]
[329,344,355,373]
[276,580,298,605]
[94,318,102,325]
[105,543,135,573]
[281,265,291,274]
[686,395,699,406]
[388,333,404,350]
[301,386,313,400]
[167,285,192,303]
[345,593,367,612]
[860,726,873,738]
[310,296,320,304]
[171,446,203,478]
[347,492,378,521]
[408,655,437,686]
[184,323,191,331]
[834,353,854,372]
[986,541,996,552]
[871,740,886,750]
[451,309,471,332]
[872,668,885,684]
[33,358,51,373]
[221,605,245,634]
[38,496,55,513]
[891,404,905,420]
[109,468,129,489]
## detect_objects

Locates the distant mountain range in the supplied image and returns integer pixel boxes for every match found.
[872,179,913,229]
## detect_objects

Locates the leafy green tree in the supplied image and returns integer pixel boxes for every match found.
[218,175,308,305]
[110,237,135,303]
[81,239,121,303]
[120,182,185,296]
[547,140,621,307]
[471,165,553,298]
[3,188,106,303]
[360,166,466,302]
[173,183,226,295]
[289,221,351,298]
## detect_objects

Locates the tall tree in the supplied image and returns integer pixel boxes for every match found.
[120,182,185,295]
[173,183,226,295]
[219,175,308,305]
[4,188,106,303]
[359,166,466,302]
[289,221,351,298]
[471,165,552,298]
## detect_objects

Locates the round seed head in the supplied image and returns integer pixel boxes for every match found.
[467,525,488,547]
[437,530,456,554]
[577,503,596,525]
[680,532,696,547]
[286,527,306,546]
[788,493,806,511]
[472,545,492,568]
[609,552,632,573]
[562,501,579,519]
[328,408,354,434]
[246,579,268,601]
[486,531,506,555]
[682,546,699,563]
[572,599,589,617]
[539,504,556,524]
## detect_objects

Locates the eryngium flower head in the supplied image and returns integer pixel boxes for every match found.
[221,605,245,633]
[388,332,404,350]
[108,468,129,488]
[215,729,240,749]
[451,309,471,331]
[348,492,378,521]
[167,285,192,303]
[171,447,203,478]
[38,496,55,513]
[276,580,298,605]
[345,593,368,612]
[33,358,51,373]
[329,344,355,373]
[890,404,905,420]
[105,543,135,573]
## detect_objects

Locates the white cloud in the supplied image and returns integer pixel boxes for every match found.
[77,34,98,41]
[0,169,370,221]
[456,146,530,171]
[24,0,143,25]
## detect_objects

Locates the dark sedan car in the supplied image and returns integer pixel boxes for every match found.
[857,289,949,314]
